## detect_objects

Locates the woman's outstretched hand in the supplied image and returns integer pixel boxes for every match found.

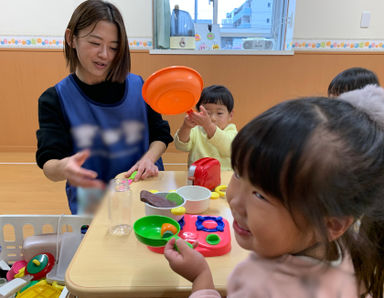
[63,149,105,189]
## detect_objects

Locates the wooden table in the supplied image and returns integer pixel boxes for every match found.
[66,171,248,297]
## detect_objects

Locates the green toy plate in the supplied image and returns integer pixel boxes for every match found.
[133,215,180,247]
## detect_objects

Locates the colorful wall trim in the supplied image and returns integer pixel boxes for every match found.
[2,35,384,52]
[289,39,384,51]
[0,35,152,50]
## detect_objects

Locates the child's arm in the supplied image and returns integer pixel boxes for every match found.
[174,114,196,152]
[164,238,215,293]
[177,114,196,143]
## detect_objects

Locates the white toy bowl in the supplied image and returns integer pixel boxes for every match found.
[176,186,211,214]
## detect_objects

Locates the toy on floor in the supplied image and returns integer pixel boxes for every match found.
[17,279,63,297]
[6,260,27,281]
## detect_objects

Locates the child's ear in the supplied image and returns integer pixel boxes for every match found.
[229,110,234,120]
[325,216,354,241]
[65,29,74,48]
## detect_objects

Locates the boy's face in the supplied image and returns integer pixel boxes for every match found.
[201,103,233,130]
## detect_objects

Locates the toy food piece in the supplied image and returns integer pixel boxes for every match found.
[140,190,177,207]
[171,206,186,215]
[25,253,55,281]
[210,192,220,199]
[214,185,227,197]
[161,223,178,238]
[165,193,184,205]
[6,260,27,281]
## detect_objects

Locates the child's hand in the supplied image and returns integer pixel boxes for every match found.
[190,106,212,128]
[182,113,197,129]
[164,238,209,283]
[190,106,216,138]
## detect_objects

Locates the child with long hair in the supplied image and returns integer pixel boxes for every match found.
[164,93,384,297]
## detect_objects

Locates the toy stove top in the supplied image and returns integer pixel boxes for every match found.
[148,214,231,257]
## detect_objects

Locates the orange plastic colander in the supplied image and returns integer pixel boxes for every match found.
[142,66,203,115]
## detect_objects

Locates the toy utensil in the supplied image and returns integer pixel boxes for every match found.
[142,66,203,115]
[127,171,138,184]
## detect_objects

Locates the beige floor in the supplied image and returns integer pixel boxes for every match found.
[0,152,187,215]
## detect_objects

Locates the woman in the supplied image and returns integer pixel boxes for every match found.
[36,0,173,213]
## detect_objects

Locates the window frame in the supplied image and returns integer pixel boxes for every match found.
[152,0,295,53]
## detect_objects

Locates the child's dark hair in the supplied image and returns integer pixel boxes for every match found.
[328,67,379,96]
[65,0,130,83]
[196,85,234,112]
[232,97,384,297]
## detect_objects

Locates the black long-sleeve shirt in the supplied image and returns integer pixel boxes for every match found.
[36,73,173,168]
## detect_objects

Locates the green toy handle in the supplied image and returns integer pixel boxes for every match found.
[173,235,194,250]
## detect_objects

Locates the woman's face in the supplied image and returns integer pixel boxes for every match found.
[71,20,119,84]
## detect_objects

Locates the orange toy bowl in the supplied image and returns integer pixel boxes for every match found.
[142,66,203,115]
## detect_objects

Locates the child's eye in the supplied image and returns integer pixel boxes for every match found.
[89,42,100,46]
[110,47,118,51]
[253,191,267,201]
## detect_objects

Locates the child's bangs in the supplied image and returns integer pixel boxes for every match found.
[231,100,323,202]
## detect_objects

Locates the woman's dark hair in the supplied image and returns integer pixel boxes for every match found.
[64,0,130,83]
[196,85,234,112]
[328,67,379,97]
[232,97,384,297]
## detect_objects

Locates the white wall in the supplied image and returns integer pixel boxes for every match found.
[1,0,384,40]
[0,0,153,38]
[294,0,384,39]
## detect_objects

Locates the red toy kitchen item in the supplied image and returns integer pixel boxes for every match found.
[25,253,55,280]
[188,158,221,191]
[147,214,231,257]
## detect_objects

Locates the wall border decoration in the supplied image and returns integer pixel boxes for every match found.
[289,39,384,51]
[0,35,152,50]
[2,36,384,52]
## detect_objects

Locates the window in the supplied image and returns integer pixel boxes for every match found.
[153,0,295,51]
